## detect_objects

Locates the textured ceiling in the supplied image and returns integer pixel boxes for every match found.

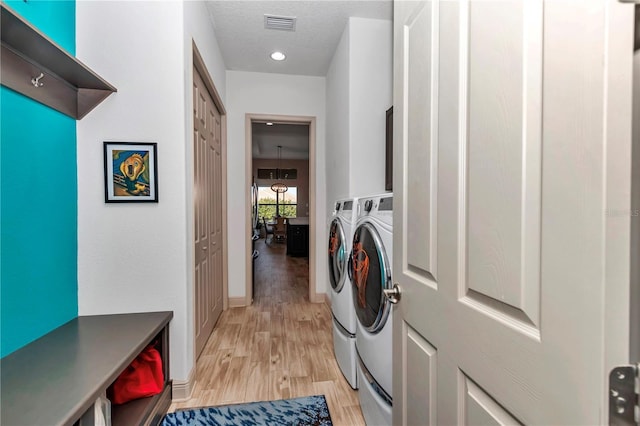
[205,0,393,76]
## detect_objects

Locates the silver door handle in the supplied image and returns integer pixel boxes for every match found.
[383,283,401,304]
[202,246,207,250]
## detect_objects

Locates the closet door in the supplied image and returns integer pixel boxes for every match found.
[194,67,224,358]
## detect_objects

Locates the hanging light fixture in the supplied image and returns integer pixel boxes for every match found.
[271,145,288,218]
[270,181,288,193]
[271,145,288,194]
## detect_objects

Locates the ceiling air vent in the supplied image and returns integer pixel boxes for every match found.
[264,14,296,32]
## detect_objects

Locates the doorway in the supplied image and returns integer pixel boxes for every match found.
[245,114,317,305]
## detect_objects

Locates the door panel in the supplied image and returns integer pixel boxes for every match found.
[461,375,522,426]
[194,83,207,343]
[393,1,633,425]
[402,323,437,426]
[632,40,640,364]
[465,0,543,328]
[194,68,224,358]
[406,0,438,280]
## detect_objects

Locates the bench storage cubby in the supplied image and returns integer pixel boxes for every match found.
[1,311,173,426]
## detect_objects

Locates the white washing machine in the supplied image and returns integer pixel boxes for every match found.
[328,198,358,389]
[349,194,393,425]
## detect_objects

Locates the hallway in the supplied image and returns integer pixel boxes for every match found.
[170,238,365,425]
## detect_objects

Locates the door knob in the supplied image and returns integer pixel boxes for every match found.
[383,283,401,304]
[202,246,208,250]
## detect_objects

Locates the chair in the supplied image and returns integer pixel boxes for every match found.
[274,217,287,242]
[263,217,274,244]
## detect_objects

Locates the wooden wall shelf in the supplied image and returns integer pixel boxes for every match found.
[0,3,116,120]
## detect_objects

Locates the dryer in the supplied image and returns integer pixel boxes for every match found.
[349,194,393,425]
[328,198,358,389]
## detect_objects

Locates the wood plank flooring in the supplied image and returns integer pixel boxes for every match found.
[170,237,365,425]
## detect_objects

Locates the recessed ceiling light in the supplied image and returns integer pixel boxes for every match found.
[270,51,286,61]
[266,122,274,126]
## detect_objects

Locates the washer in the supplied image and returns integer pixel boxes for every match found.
[349,194,393,425]
[328,198,359,389]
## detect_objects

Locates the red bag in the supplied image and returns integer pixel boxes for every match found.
[110,345,164,405]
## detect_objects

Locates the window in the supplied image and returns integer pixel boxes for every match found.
[258,186,297,219]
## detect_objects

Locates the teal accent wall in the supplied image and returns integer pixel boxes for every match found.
[4,0,76,55]
[1,1,78,357]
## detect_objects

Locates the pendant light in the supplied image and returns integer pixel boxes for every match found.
[271,145,288,194]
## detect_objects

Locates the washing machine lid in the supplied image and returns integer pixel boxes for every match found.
[328,217,348,292]
[350,221,392,333]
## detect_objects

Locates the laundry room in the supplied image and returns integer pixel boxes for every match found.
[3,1,636,425]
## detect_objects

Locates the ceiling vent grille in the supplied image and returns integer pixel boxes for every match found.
[264,14,296,31]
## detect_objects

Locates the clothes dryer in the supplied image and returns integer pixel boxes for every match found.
[349,194,393,425]
[328,198,358,389]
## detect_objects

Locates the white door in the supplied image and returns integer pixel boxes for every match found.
[392,0,635,424]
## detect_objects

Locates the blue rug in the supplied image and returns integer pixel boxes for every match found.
[161,395,333,426]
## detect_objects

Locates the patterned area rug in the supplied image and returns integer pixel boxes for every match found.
[161,395,332,426]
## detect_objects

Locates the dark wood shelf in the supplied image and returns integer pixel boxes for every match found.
[111,383,172,426]
[0,312,173,426]
[1,2,116,119]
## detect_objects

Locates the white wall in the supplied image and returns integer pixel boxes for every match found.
[325,17,393,208]
[184,1,227,103]
[325,23,351,211]
[348,18,393,197]
[77,0,226,383]
[226,71,327,298]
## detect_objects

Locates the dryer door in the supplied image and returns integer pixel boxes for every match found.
[328,218,348,292]
[350,222,392,333]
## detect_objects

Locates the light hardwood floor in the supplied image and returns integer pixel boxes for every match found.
[170,237,366,425]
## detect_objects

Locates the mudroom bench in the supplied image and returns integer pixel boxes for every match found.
[1,311,173,426]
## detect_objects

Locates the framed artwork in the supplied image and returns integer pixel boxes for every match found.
[104,142,158,203]
[385,106,393,191]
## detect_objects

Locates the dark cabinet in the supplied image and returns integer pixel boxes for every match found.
[287,219,309,257]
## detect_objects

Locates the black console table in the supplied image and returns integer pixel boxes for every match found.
[287,217,309,257]
[0,311,173,426]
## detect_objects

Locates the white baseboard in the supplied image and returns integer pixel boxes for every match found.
[228,297,246,308]
[324,292,331,308]
[310,292,327,305]
[171,367,196,401]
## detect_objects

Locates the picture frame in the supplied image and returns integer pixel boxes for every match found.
[385,106,393,191]
[104,142,158,203]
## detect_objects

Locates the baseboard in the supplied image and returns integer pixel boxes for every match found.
[310,292,327,305]
[228,296,246,308]
[324,292,331,308]
[171,367,196,401]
